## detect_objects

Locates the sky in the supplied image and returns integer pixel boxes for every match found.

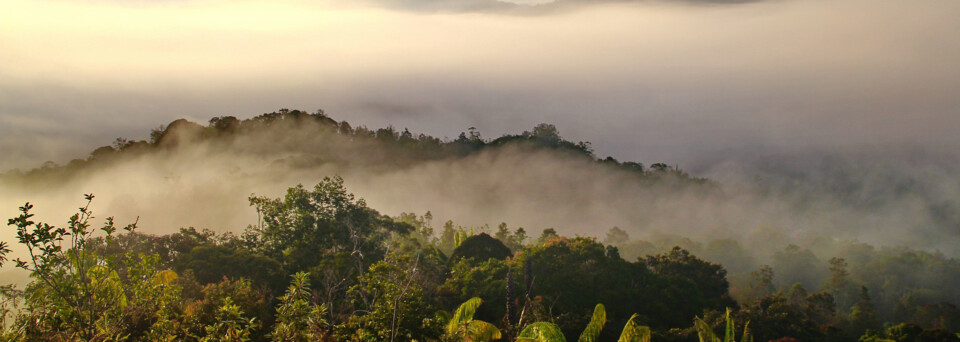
[2,0,959,173]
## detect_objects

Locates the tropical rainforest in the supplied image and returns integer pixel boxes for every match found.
[1,110,959,342]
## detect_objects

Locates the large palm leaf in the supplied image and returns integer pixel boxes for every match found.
[694,316,721,342]
[465,320,503,342]
[618,314,651,342]
[447,297,484,334]
[518,322,567,342]
[694,308,752,342]
[447,297,502,342]
[578,304,607,342]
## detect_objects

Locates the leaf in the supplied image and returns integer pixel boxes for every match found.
[447,297,484,334]
[694,316,721,342]
[466,320,503,342]
[579,304,607,342]
[618,314,651,342]
[741,320,752,342]
[724,308,735,342]
[519,322,567,342]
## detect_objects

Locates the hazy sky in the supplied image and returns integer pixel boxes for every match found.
[2,0,960,172]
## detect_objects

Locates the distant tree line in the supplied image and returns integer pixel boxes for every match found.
[0,109,713,190]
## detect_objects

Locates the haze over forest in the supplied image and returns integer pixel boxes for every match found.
[2,0,960,341]
[3,0,960,247]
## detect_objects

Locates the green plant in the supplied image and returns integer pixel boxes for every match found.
[694,308,751,342]
[446,297,501,342]
[5,194,137,340]
[617,314,651,342]
[578,304,606,342]
[272,272,330,341]
[518,322,567,342]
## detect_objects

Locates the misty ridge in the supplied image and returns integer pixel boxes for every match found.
[3,108,960,341]
[3,108,959,291]
[5,0,960,339]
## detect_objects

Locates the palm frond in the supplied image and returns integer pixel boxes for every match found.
[618,314,651,342]
[694,316,721,342]
[518,322,567,342]
[448,297,484,334]
[578,304,607,342]
[724,308,735,342]
[741,320,752,342]
[466,320,503,342]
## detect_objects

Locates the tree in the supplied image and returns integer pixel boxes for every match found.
[515,237,683,339]
[246,176,412,272]
[747,265,775,301]
[175,245,285,292]
[5,195,136,340]
[603,227,629,247]
[772,245,823,291]
[271,272,330,341]
[850,286,880,334]
[337,257,441,341]
[4,195,186,341]
[645,246,736,311]
[495,223,511,244]
[538,228,559,245]
[450,233,512,263]
[825,257,850,309]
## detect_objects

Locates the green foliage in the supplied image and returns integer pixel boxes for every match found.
[518,322,567,342]
[578,304,606,342]
[851,286,881,333]
[445,297,502,342]
[336,258,441,341]
[199,298,256,342]
[3,179,959,342]
[617,314,651,342]
[450,233,513,263]
[186,277,272,340]
[271,272,330,341]
[645,246,736,311]
[437,258,511,326]
[246,176,411,272]
[447,297,483,334]
[694,309,751,342]
[174,245,285,293]
[4,195,138,340]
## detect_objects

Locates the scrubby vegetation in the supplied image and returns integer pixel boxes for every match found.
[2,180,959,341]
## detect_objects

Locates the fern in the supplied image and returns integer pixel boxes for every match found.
[578,304,607,342]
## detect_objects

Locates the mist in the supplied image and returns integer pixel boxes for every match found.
[2,0,960,299]
[2,114,958,262]
[3,0,959,169]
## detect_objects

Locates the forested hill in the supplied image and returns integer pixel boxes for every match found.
[3,109,960,341]
[0,109,712,189]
